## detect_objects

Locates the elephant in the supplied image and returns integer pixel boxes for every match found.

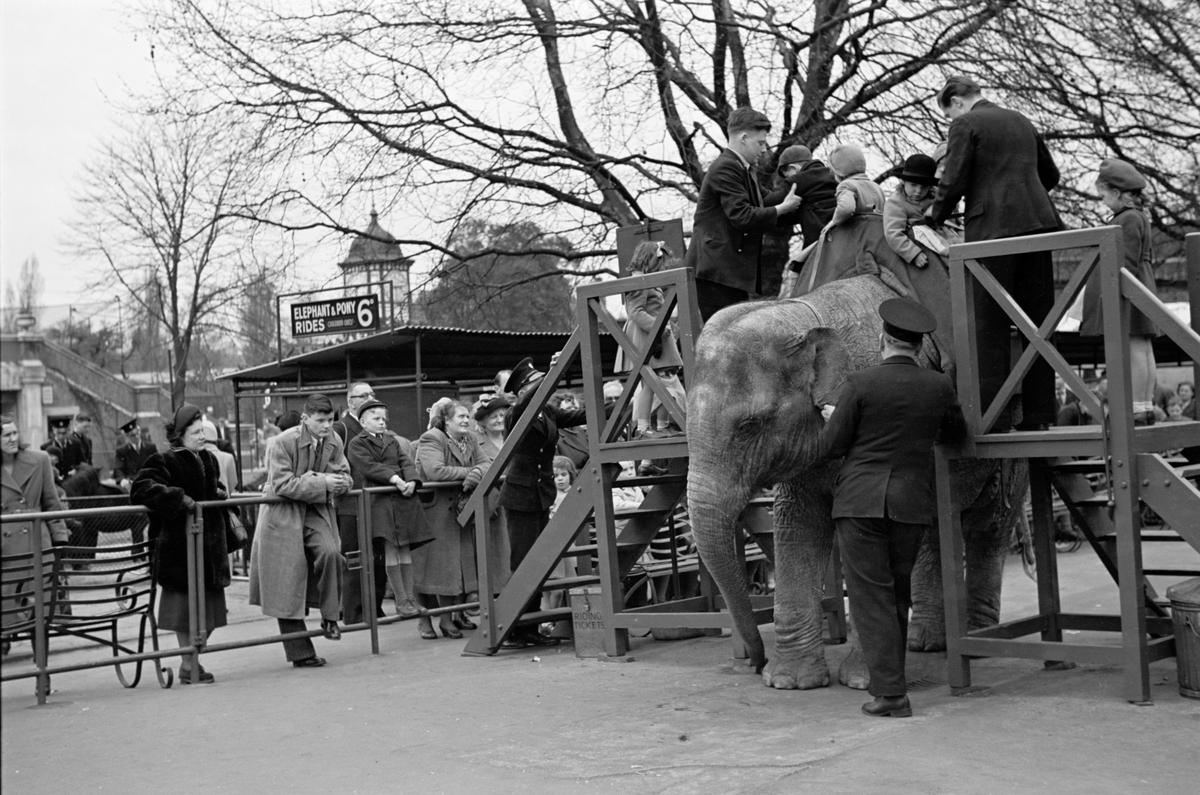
[686,274,1027,690]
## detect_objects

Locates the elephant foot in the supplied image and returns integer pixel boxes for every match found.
[838,647,870,690]
[906,620,947,653]
[762,655,831,690]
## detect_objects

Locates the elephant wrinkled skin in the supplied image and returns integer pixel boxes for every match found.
[686,275,1026,690]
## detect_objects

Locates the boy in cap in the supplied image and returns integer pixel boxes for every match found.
[772,144,838,249]
[818,298,967,717]
[1079,159,1160,425]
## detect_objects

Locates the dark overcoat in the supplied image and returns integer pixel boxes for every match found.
[347,430,436,549]
[773,159,838,246]
[498,393,588,513]
[114,440,157,482]
[334,412,363,517]
[1080,208,1159,338]
[131,447,232,593]
[930,99,1060,241]
[682,148,780,295]
[413,428,488,595]
[819,356,967,525]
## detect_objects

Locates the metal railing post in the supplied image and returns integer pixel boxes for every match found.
[358,488,380,654]
[31,518,49,705]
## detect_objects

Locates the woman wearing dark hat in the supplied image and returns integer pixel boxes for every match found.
[346,399,437,619]
[131,404,244,684]
[474,394,513,593]
[883,153,941,269]
[1081,159,1161,424]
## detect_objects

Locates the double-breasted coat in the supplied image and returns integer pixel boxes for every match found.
[499,395,589,513]
[131,447,232,594]
[248,424,349,619]
[347,431,436,549]
[1,448,69,553]
[2,448,68,627]
[413,428,488,596]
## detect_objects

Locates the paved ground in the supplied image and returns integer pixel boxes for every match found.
[3,543,1199,795]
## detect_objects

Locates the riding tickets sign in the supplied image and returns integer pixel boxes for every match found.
[291,294,380,337]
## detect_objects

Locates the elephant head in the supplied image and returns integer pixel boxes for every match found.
[687,301,853,672]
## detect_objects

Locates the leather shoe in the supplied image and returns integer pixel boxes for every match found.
[525,632,561,648]
[417,617,437,639]
[321,620,342,641]
[396,599,424,619]
[862,695,912,717]
[453,615,477,631]
[292,656,327,668]
[438,619,463,640]
[179,665,215,684]
[501,637,529,649]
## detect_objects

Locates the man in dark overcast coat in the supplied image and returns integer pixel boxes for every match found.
[929,75,1061,431]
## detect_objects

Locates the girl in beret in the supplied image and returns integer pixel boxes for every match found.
[1080,159,1160,425]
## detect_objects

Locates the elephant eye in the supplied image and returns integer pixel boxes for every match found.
[736,416,763,434]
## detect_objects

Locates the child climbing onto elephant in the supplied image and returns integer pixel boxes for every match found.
[822,143,885,236]
[615,241,687,442]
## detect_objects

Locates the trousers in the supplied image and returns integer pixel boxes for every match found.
[277,618,316,662]
[835,516,924,697]
[338,514,387,624]
[695,278,748,323]
[975,249,1057,430]
[302,515,343,622]
[507,507,551,639]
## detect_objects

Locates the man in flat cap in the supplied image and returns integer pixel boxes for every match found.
[929,75,1061,431]
[682,107,802,321]
[498,357,589,648]
[819,298,967,718]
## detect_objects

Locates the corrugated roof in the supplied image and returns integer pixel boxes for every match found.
[223,324,617,386]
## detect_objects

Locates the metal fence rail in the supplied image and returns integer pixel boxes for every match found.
[1,481,470,705]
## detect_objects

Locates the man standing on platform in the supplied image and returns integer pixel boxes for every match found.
[819,299,967,717]
[333,382,394,622]
[929,75,1061,431]
[683,107,802,321]
[250,393,350,668]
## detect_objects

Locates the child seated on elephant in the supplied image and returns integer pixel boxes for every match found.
[822,143,885,236]
[883,154,940,270]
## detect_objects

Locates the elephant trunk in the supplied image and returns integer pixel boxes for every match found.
[687,471,765,671]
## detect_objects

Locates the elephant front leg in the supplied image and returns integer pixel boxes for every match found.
[762,486,833,690]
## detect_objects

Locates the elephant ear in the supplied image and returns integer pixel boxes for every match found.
[783,327,851,407]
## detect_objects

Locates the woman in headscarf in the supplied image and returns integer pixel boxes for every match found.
[132,404,245,684]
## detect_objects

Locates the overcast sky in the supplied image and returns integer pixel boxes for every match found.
[1,0,159,312]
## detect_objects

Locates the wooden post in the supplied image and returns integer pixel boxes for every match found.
[1029,459,1063,647]
[1098,225,1151,704]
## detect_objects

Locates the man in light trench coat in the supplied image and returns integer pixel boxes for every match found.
[249,393,352,668]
